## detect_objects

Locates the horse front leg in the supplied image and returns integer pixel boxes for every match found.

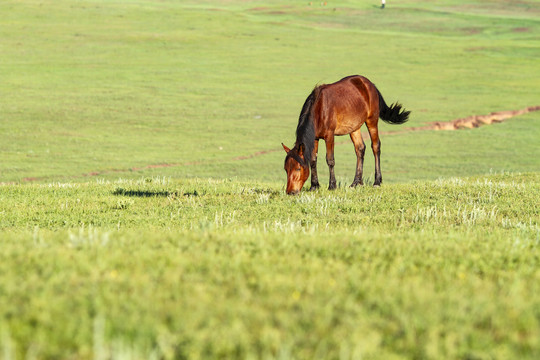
[309,139,320,191]
[325,136,337,190]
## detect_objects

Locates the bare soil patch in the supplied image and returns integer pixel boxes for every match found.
[409,105,540,131]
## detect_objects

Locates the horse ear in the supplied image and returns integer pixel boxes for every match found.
[297,143,305,157]
[281,143,291,153]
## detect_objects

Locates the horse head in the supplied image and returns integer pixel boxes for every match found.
[282,143,310,195]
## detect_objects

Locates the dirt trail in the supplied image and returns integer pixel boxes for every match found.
[408,105,540,131]
[11,105,540,183]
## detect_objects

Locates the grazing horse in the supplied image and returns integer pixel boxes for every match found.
[282,75,410,195]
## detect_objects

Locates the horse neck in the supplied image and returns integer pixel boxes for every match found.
[295,87,319,167]
[295,114,315,167]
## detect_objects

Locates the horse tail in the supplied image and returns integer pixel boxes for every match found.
[376,88,410,125]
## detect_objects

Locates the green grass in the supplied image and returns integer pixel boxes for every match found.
[1,0,539,183]
[1,173,539,359]
[1,0,540,359]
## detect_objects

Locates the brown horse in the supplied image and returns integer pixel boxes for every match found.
[282,75,410,195]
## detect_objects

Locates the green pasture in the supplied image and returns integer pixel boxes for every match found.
[1,173,539,359]
[1,0,540,359]
[1,0,539,183]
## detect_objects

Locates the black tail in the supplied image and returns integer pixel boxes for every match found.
[376,88,410,125]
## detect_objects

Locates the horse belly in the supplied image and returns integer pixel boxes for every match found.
[334,114,364,135]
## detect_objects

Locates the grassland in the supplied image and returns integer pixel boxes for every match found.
[1,173,539,359]
[1,0,540,359]
[1,0,539,183]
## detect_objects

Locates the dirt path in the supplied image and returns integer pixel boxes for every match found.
[408,105,540,131]
[12,105,540,183]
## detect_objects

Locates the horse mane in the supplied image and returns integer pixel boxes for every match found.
[292,86,320,167]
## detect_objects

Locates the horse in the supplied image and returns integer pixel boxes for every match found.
[282,75,410,195]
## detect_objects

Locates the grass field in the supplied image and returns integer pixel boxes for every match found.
[1,173,539,359]
[1,0,539,359]
[2,0,539,183]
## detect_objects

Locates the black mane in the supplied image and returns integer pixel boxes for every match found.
[292,88,318,167]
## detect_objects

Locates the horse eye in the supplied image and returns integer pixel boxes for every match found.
[296,168,301,172]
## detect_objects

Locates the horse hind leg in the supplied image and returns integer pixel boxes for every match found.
[365,116,382,186]
[349,128,365,187]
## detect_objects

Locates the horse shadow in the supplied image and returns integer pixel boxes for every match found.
[113,188,199,198]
